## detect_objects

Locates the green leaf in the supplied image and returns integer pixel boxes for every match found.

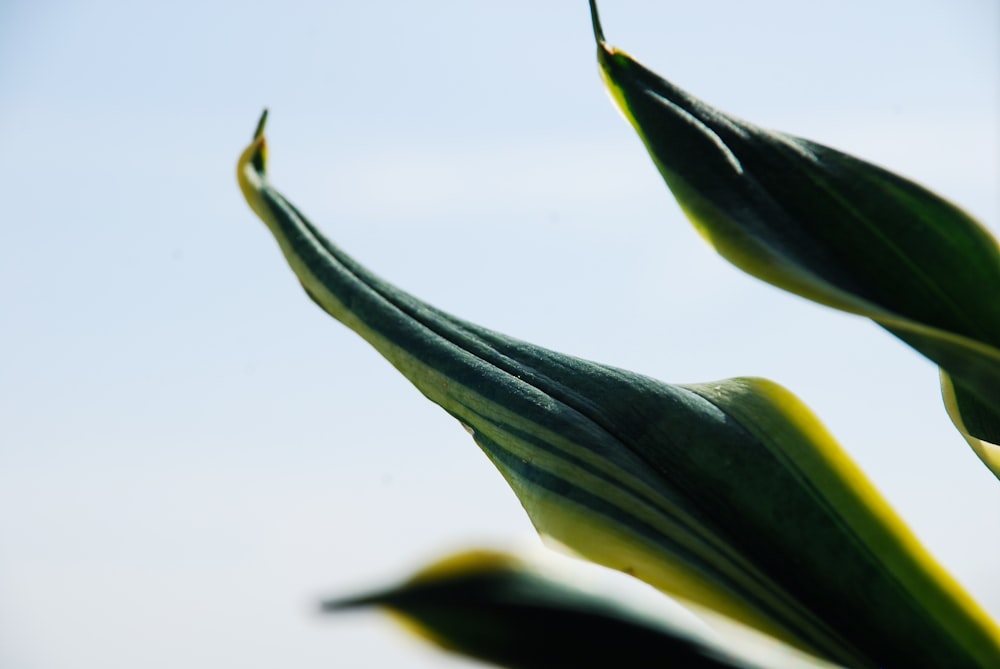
[237,112,1000,668]
[588,0,1000,480]
[323,549,812,669]
[942,374,1000,475]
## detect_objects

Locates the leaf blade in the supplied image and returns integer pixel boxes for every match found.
[588,1,1000,478]
[237,113,1000,667]
[323,550,829,669]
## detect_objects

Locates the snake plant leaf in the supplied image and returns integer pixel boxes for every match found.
[942,374,1000,475]
[237,113,1000,668]
[323,549,802,669]
[588,0,1000,480]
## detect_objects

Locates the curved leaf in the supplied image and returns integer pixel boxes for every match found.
[588,0,1000,480]
[237,113,1000,667]
[323,549,804,669]
[942,374,1000,475]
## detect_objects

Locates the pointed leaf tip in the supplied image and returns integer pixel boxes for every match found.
[248,109,268,174]
[319,591,385,613]
[589,0,605,44]
[253,108,269,140]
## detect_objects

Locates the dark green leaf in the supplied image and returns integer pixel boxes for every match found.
[588,0,1000,479]
[237,112,1000,668]
[324,550,797,669]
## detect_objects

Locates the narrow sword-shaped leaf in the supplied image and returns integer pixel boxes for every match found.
[237,113,1000,667]
[588,0,1000,479]
[323,549,812,669]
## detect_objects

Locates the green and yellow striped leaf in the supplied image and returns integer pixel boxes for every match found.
[588,1,1000,480]
[237,113,1000,667]
[324,549,822,669]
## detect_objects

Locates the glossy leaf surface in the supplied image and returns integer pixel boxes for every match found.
[589,0,1000,479]
[237,113,1000,668]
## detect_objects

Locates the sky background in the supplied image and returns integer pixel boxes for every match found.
[1,1,998,667]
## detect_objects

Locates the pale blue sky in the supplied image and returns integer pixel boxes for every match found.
[1,1,998,667]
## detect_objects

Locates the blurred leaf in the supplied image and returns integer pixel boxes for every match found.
[237,113,1000,668]
[942,374,1000,475]
[588,0,1000,480]
[324,549,804,669]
